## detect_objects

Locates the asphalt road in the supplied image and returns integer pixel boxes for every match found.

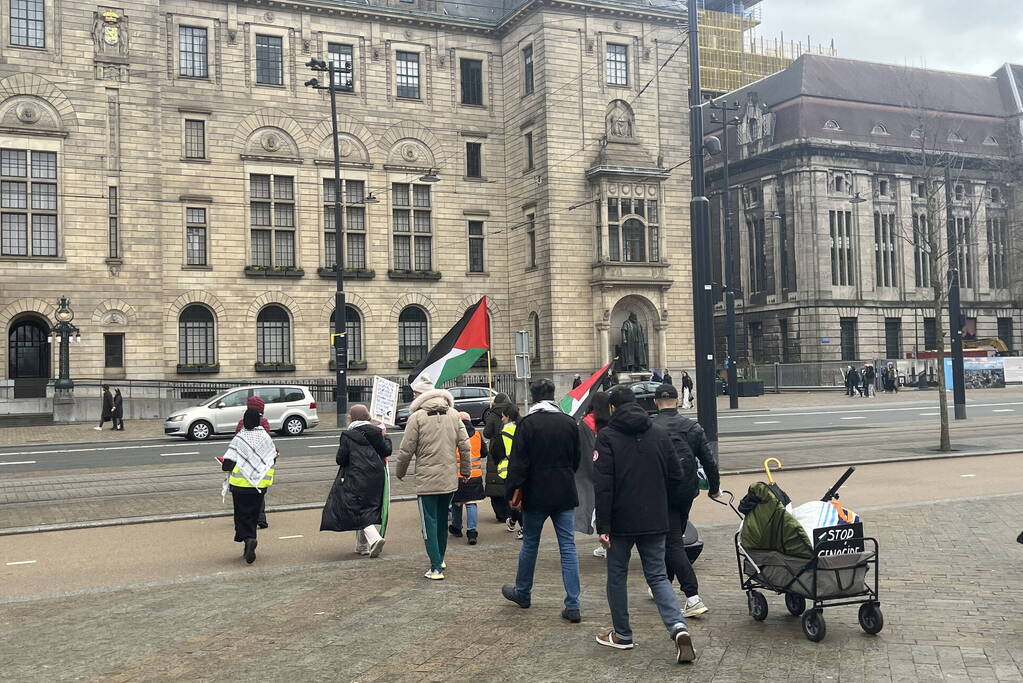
[2,452,1019,601]
[0,396,1021,474]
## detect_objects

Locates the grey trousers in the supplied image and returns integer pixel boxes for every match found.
[605,532,686,642]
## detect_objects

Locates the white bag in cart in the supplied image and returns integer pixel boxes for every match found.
[791,500,861,545]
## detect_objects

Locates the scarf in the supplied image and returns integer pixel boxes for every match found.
[528,400,563,415]
[224,427,278,488]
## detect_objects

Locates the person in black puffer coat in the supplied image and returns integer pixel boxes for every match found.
[320,404,392,558]
[483,392,514,441]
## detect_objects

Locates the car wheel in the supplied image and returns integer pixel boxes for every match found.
[282,415,305,436]
[188,420,212,441]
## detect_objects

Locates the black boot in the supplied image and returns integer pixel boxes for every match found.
[244,539,258,564]
[467,529,478,545]
[448,524,463,538]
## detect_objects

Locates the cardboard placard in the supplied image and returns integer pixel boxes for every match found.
[369,375,400,426]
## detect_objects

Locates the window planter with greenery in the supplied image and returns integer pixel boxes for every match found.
[176,363,220,375]
[387,269,442,281]
[254,362,296,373]
[329,359,367,371]
[317,266,376,280]
[244,265,305,278]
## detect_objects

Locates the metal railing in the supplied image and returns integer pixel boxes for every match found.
[749,359,942,392]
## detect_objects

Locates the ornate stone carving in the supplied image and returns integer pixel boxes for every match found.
[15,103,40,124]
[400,144,419,162]
[263,11,275,22]
[245,127,300,158]
[605,100,635,140]
[387,138,435,168]
[261,132,282,152]
[93,10,129,60]
[101,310,127,325]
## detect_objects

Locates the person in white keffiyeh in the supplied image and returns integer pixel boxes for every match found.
[221,408,279,564]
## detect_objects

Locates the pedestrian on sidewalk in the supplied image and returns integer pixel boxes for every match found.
[395,373,471,581]
[112,389,125,431]
[450,411,487,545]
[593,386,695,663]
[236,396,272,530]
[680,371,693,409]
[846,366,861,397]
[483,393,515,523]
[651,383,721,618]
[572,374,583,389]
[501,379,583,624]
[320,404,391,558]
[862,365,876,398]
[487,404,522,536]
[575,391,612,558]
[95,385,114,431]
[664,369,674,386]
[221,408,278,564]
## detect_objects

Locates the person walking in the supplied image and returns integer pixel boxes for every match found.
[571,374,582,389]
[236,395,272,530]
[112,389,125,431]
[320,404,391,558]
[575,391,612,559]
[680,371,693,409]
[450,411,487,545]
[846,366,861,397]
[395,373,471,580]
[484,403,515,524]
[95,385,114,431]
[651,383,721,618]
[593,386,695,663]
[663,369,674,386]
[863,364,876,398]
[221,408,278,564]
[501,379,583,623]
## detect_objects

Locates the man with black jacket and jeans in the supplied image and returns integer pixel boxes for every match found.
[593,386,696,664]
[652,383,721,617]
[501,378,583,623]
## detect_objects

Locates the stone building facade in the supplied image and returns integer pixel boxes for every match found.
[705,55,1023,365]
[0,0,693,395]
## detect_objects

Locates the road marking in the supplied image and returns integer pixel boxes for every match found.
[6,560,36,566]
[278,535,304,539]
[718,401,1023,420]
[753,421,780,424]
[920,412,939,416]
[308,444,336,449]
[160,451,200,457]
[992,409,1015,413]
[0,433,342,458]
[840,416,866,420]
[960,474,977,478]
[0,460,36,466]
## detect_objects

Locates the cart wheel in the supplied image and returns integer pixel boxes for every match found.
[784,593,806,616]
[858,602,884,635]
[748,591,768,621]
[801,609,826,642]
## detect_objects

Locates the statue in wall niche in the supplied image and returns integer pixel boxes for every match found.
[619,312,648,372]
[605,100,635,141]
[94,10,129,60]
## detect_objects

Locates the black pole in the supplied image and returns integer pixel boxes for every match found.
[688,1,719,446]
[710,99,741,409]
[943,163,966,420]
[329,64,348,427]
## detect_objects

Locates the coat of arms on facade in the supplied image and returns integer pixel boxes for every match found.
[94,10,129,60]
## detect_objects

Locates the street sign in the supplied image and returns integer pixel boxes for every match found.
[514,354,531,380]
[821,338,831,344]
[515,330,530,355]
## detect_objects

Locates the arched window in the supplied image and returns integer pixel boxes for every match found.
[398,306,428,364]
[257,305,291,363]
[530,312,541,360]
[910,127,924,139]
[622,218,647,262]
[178,305,215,365]
[330,305,363,363]
[823,119,841,130]
[871,122,888,135]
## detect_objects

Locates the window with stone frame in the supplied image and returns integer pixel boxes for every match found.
[10,0,44,47]
[184,119,206,159]
[912,212,931,288]
[256,305,291,363]
[0,149,57,257]
[185,207,208,266]
[249,174,295,268]
[107,186,119,259]
[604,194,660,264]
[746,215,767,293]
[526,213,536,268]
[460,58,483,106]
[179,26,208,78]
[327,42,354,91]
[396,51,420,99]
[522,44,534,95]
[955,216,973,288]
[468,220,485,273]
[398,306,428,364]
[828,209,854,286]
[391,182,431,271]
[923,317,937,350]
[323,178,367,270]
[255,34,283,86]
[178,304,215,365]
[330,307,363,363]
[606,43,628,86]
[987,214,1009,289]
[873,211,897,288]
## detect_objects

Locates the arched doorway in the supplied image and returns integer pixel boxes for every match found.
[608,295,660,372]
[8,316,51,398]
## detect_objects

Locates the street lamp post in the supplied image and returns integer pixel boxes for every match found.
[943,162,967,420]
[306,58,351,427]
[51,296,80,397]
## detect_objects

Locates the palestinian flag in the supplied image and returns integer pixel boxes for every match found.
[559,361,614,420]
[407,296,490,387]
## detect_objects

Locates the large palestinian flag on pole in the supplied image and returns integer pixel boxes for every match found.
[407,296,490,387]
[559,361,614,420]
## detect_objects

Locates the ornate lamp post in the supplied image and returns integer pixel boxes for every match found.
[50,296,81,396]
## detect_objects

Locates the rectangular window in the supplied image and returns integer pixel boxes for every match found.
[468,220,484,273]
[748,321,764,363]
[460,58,483,105]
[255,34,283,86]
[522,45,534,95]
[747,216,767,294]
[327,42,354,91]
[987,215,1008,289]
[524,132,534,170]
[0,149,56,257]
[777,213,794,291]
[885,318,902,360]
[606,43,629,86]
[185,207,207,266]
[956,216,972,288]
[465,142,482,178]
[923,317,937,351]
[104,333,124,368]
[998,317,1014,352]
[840,317,857,361]
[179,26,208,78]
[526,213,536,268]
[392,183,431,271]
[249,174,294,267]
[184,119,206,159]
[873,212,897,288]
[323,179,367,269]
[829,210,854,286]
[779,318,790,362]
[10,0,44,48]
[107,186,118,259]
[912,213,931,288]
[396,51,420,99]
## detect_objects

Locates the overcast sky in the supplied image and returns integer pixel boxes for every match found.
[755,0,1023,76]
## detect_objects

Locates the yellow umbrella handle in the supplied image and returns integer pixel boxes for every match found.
[763,457,782,484]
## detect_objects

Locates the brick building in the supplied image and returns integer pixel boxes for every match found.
[0,0,694,396]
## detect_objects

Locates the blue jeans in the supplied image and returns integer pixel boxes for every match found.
[449,502,478,532]
[606,533,685,642]
[514,508,581,610]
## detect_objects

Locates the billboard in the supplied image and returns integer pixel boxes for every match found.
[943,357,1006,390]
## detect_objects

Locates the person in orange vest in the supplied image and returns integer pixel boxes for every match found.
[449,411,488,545]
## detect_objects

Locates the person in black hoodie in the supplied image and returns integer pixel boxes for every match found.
[483,392,515,523]
[651,383,721,618]
[320,404,393,558]
[593,386,695,664]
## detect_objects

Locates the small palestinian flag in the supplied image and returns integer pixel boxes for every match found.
[407,296,490,388]
[559,361,614,420]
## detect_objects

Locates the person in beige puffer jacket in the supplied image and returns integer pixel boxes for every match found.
[396,374,471,580]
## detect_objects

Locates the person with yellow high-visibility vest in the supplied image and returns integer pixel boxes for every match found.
[449,412,489,545]
[221,408,279,564]
[482,404,522,537]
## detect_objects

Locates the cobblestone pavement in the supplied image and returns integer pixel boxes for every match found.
[1,493,1020,682]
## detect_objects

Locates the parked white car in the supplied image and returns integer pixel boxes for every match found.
[164,385,320,441]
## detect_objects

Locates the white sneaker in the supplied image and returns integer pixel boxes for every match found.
[593,546,607,558]
[368,537,386,558]
[423,570,444,580]
[516,528,523,540]
[647,587,654,600]
[93,426,102,431]
[684,598,709,618]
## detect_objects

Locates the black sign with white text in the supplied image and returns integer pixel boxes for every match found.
[813,522,865,556]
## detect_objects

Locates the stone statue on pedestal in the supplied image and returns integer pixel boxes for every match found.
[619,312,648,372]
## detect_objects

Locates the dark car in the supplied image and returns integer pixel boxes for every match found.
[610,381,662,415]
[395,386,499,429]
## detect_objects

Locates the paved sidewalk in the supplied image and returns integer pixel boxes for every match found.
[1,493,1020,681]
